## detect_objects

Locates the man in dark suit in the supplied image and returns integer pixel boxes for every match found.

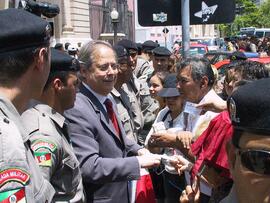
[65,40,161,203]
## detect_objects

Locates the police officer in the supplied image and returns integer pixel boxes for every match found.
[117,40,144,144]
[22,49,85,202]
[118,39,160,144]
[111,45,138,142]
[134,40,158,79]
[222,78,270,203]
[0,8,55,202]
[152,46,172,72]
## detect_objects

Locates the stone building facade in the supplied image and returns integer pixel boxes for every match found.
[2,0,216,48]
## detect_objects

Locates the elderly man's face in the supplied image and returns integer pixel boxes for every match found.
[85,45,118,96]
[176,65,202,103]
[228,133,270,203]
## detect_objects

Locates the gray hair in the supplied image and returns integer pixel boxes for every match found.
[176,57,215,87]
[78,40,114,69]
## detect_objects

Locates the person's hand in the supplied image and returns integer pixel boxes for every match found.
[176,131,193,149]
[137,148,150,156]
[195,99,226,113]
[136,153,161,168]
[148,131,177,148]
[170,155,193,175]
[179,184,200,203]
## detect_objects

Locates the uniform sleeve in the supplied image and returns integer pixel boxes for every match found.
[30,133,61,180]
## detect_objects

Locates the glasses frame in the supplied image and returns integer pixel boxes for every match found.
[237,148,270,175]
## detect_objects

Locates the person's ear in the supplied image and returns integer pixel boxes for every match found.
[52,78,63,91]
[226,141,237,170]
[34,47,49,72]
[200,76,209,89]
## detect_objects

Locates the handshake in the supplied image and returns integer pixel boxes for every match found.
[136,149,193,173]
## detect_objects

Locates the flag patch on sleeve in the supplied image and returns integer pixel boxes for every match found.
[0,187,26,203]
[34,152,52,167]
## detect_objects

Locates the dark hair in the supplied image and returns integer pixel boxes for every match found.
[176,57,215,87]
[234,60,269,80]
[150,71,169,86]
[0,46,48,87]
[43,71,70,91]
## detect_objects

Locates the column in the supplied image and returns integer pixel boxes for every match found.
[62,0,74,34]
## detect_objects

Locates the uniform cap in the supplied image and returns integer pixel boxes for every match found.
[152,46,171,57]
[113,45,129,59]
[0,8,51,54]
[158,73,180,97]
[117,39,138,52]
[228,78,270,135]
[229,51,247,61]
[51,48,80,72]
[54,43,63,50]
[142,40,158,52]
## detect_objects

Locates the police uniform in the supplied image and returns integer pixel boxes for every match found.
[134,40,158,79]
[0,8,55,203]
[111,88,138,143]
[118,39,159,144]
[122,76,145,144]
[22,49,85,202]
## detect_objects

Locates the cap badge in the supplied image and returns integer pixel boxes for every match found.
[229,97,240,123]
[44,24,51,41]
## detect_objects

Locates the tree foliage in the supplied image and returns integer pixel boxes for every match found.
[219,0,264,36]
[259,0,270,27]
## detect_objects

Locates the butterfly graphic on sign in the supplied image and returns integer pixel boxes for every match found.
[194,1,218,22]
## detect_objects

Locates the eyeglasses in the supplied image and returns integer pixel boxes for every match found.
[238,149,270,175]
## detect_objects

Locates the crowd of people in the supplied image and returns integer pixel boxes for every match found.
[224,35,270,55]
[1,7,270,203]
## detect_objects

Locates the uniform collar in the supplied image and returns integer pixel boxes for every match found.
[111,88,121,97]
[33,102,65,128]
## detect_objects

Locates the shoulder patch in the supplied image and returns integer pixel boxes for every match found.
[0,187,26,202]
[31,139,57,152]
[0,168,30,187]
[34,151,52,167]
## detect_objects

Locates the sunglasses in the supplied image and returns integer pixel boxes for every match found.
[238,149,270,175]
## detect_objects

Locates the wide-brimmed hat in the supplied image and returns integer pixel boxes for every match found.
[157,73,180,97]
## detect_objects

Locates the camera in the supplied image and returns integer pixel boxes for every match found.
[18,0,60,18]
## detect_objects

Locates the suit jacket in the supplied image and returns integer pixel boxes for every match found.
[65,84,142,203]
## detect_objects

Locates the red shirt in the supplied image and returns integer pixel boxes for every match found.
[191,111,233,179]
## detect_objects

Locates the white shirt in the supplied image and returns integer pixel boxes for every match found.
[82,82,117,113]
[145,106,185,174]
[184,89,222,196]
